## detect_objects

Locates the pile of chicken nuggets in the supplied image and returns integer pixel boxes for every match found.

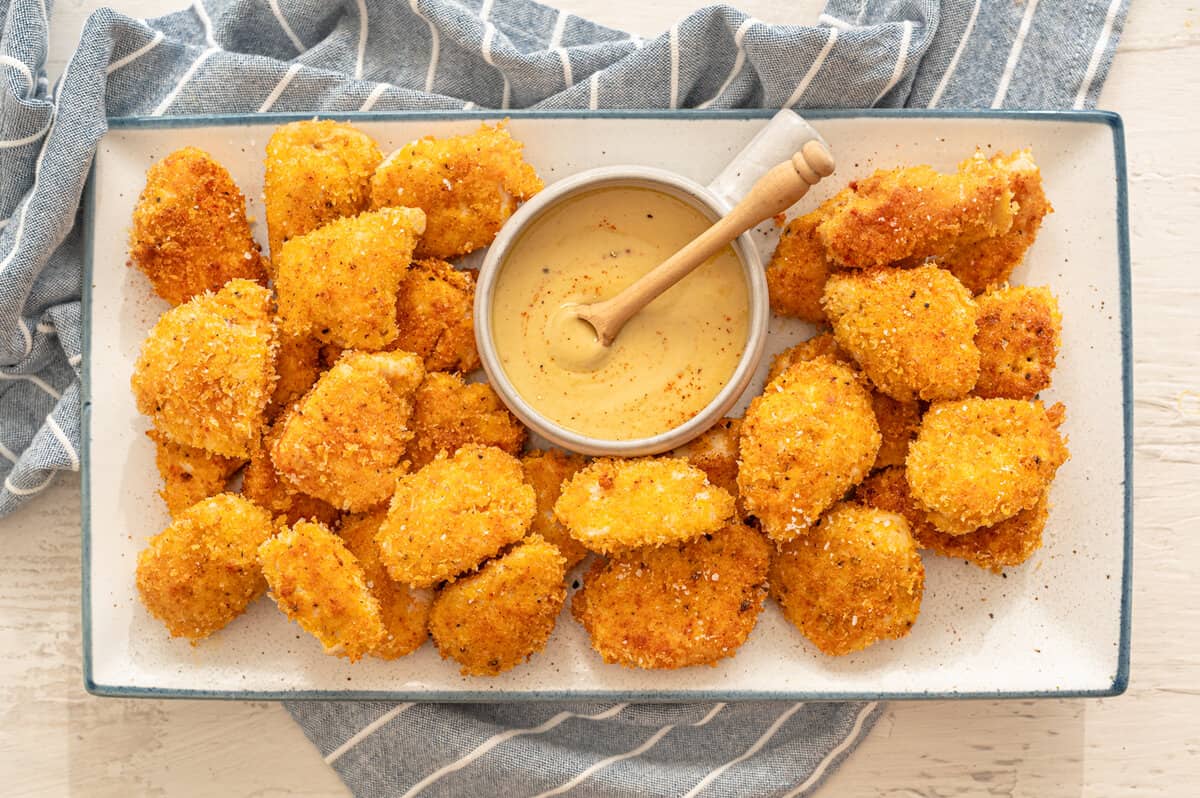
[129,120,1069,673]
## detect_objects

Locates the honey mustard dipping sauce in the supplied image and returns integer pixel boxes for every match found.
[490,186,749,441]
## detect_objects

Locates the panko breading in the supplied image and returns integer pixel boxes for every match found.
[406,372,526,469]
[771,501,924,656]
[428,535,567,676]
[521,449,589,569]
[258,520,386,662]
[264,120,382,260]
[135,494,274,640]
[737,357,880,542]
[670,417,742,512]
[823,264,980,402]
[973,285,1062,400]
[271,350,425,511]
[131,279,276,458]
[370,123,543,259]
[129,147,268,306]
[274,206,426,350]
[339,510,433,660]
[377,445,536,588]
[871,393,922,470]
[147,429,243,518]
[906,398,1068,535]
[766,210,838,323]
[392,259,480,373]
[572,524,771,669]
[267,331,323,419]
[242,417,340,527]
[856,467,1046,572]
[765,333,855,385]
[554,458,736,554]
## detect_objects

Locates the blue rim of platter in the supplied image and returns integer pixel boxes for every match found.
[82,108,1132,701]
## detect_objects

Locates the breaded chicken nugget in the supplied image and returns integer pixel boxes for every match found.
[670,417,742,516]
[940,149,1053,294]
[973,285,1062,400]
[521,449,589,569]
[823,264,980,402]
[856,467,1046,572]
[737,357,880,542]
[275,206,426,350]
[242,416,341,527]
[129,147,268,306]
[258,520,386,662]
[764,333,855,385]
[147,429,243,518]
[136,494,274,640]
[370,123,543,259]
[131,279,276,458]
[267,331,323,419]
[377,445,535,588]
[907,398,1068,535]
[554,458,735,554]
[766,210,839,323]
[871,393,922,470]
[406,372,526,469]
[264,120,382,261]
[572,523,770,669]
[428,535,567,676]
[392,259,480,373]
[771,501,923,656]
[339,509,433,660]
[271,350,425,511]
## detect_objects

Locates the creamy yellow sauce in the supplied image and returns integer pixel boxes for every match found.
[491,186,749,440]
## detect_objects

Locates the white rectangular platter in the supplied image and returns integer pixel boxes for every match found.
[83,110,1131,700]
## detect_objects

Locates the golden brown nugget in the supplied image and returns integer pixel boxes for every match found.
[766,210,838,323]
[521,449,589,569]
[973,285,1062,400]
[392,259,480,373]
[737,357,879,542]
[554,458,736,554]
[136,494,274,640]
[274,206,426,350]
[823,264,980,402]
[242,417,341,528]
[906,398,1068,535]
[572,524,770,669]
[377,445,536,588]
[267,331,323,419]
[370,123,543,259]
[129,147,268,306]
[871,393,922,470]
[406,372,527,469]
[264,120,382,260]
[147,429,243,518]
[771,501,923,656]
[428,535,567,676]
[764,333,855,386]
[670,417,742,515]
[271,350,425,511]
[258,520,386,662]
[339,510,433,660]
[131,279,276,459]
[940,150,1053,294]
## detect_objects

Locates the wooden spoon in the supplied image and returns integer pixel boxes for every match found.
[571,139,836,346]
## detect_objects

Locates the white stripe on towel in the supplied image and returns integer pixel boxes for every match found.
[46,416,79,471]
[697,17,758,109]
[682,702,807,798]
[151,47,217,115]
[4,471,54,496]
[194,0,218,49]
[992,0,1041,108]
[872,20,913,105]
[325,703,414,764]
[1074,0,1123,109]
[106,31,164,75]
[785,26,837,107]
[268,0,306,53]
[781,702,879,798]
[669,24,680,109]
[258,62,301,112]
[408,0,438,91]
[928,0,980,108]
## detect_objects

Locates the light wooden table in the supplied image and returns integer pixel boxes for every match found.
[5,0,1197,795]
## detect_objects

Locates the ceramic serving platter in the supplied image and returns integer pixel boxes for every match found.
[82,110,1131,701]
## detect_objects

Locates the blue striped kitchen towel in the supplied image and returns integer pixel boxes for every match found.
[1,0,1127,795]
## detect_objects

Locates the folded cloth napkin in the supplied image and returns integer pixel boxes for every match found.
[0,0,1127,795]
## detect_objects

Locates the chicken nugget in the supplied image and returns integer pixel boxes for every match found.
[871,393,922,470]
[771,501,923,656]
[737,357,879,542]
[406,372,526,469]
[521,449,589,569]
[428,535,567,676]
[147,429,244,518]
[766,210,838,323]
[339,509,433,660]
[906,398,1068,535]
[377,445,535,588]
[271,350,425,511]
[764,332,855,385]
[264,120,382,261]
[391,258,480,373]
[267,330,323,419]
[275,206,426,350]
[131,279,276,458]
[370,123,543,259]
[258,520,386,662]
[554,457,735,554]
[670,417,744,518]
[242,416,341,527]
[973,285,1062,400]
[823,264,980,402]
[572,523,770,669]
[129,147,268,306]
[135,494,274,640]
